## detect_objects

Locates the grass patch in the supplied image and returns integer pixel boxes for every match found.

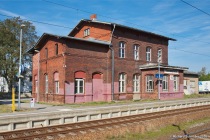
[184,93,210,99]
[0,105,13,113]
[107,117,210,140]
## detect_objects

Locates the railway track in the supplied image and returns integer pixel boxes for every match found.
[173,127,210,140]
[1,104,210,140]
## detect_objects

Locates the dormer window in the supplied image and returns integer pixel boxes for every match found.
[84,28,90,37]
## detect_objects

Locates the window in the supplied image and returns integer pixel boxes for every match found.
[35,80,38,93]
[119,73,126,93]
[55,81,59,94]
[75,79,84,93]
[157,49,162,63]
[54,72,59,94]
[45,48,48,58]
[74,71,86,94]
[134,44,139,60]
[190,80,195,88]
[119,42,125,58]
[133,74,140,92]
[162,75,168,91]
[45,74,48,93]
[146,47,151,61]
[146,75,154,92]
[84,28,90,36]
[173,76,179,91]
[55,44,58,55]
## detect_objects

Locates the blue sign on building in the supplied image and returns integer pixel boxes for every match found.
[155,73,163,79]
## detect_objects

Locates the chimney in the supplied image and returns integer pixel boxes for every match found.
[90,14,97,21]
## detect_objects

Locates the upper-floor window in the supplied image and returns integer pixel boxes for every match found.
[146,47,151,62]
[119,42,125,58]
[173,75,179,91]
[55,44,58,55]
[84,28,90,37]
[133,74,140,92]
[146,75,154,92]
[158,49,162,63]
[162,75,168,91]
[119,73,126,93]
[133,44,139,60]
[45,48,48,58]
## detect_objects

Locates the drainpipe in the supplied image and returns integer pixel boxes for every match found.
[109,24,116,101]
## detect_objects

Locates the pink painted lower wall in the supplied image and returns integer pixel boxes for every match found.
[160,92,184,100]
[64,81,112,103]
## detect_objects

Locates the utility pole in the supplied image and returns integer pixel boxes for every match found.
[18,24,25,110]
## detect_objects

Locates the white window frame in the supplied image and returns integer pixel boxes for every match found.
[146,75,154,92]
[146,47,151,61]
[158,49,162,63]
[119,73,126,93]
[133,74,140,92]
[190,80,195,88]
[134,44,139,60]
[84,28,90,37]
[75,79,84,94]
[173,76,179,91]
[119,42,125,58]
[55,81,59,94]
[162,75,168,91]
[45,74,48,94]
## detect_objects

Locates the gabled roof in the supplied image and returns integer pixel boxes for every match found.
[68,19,176,41]
[28,33,111,54]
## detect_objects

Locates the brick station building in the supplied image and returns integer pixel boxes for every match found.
[29,15,188,103]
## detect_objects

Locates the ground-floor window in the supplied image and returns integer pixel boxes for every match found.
[119,73,126,93]
[133,74,140,92]
[162,75,168,91]
[173,75,179,91]
[45,74,48,93]
[55,81,59,94]
[146,75,154,92]
[35,80,38,93]
[75,79,84,94]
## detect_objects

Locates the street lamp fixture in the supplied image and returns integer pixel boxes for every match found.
[18,24,25,110]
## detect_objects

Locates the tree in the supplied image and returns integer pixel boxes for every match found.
[0,17,38,91]
[198,67,210,81]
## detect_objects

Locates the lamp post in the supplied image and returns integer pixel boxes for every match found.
[18,24,25,110]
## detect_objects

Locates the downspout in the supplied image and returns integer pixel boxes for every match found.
[109,24,116,101]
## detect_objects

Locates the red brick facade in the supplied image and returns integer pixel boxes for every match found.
[31,17,187,104]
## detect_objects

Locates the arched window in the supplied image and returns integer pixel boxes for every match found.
[74,71,86,94]
[54,72,59,94]
[146,47,151,62]
[34,75,38,93]
[119,73,126,93]
[133,74,140,92]
[45,48,48,59]
[119,42,125,58]
[45,74,48,93]
[55,43,58,55]
[133,44,139,60]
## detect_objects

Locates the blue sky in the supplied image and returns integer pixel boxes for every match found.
[1,0,210,73]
